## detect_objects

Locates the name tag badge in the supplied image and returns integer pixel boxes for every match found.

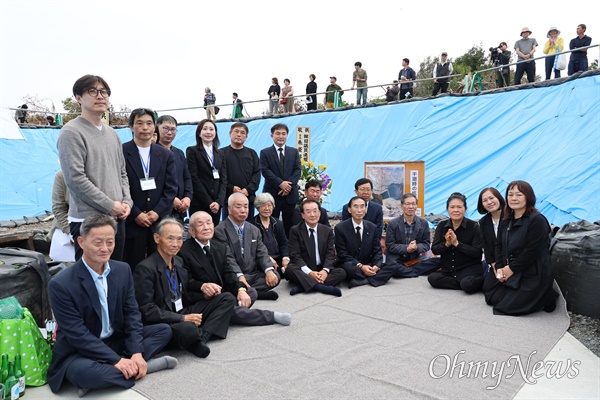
[140,177,157,191]
[212,168,220,179]
[174,297,183,312]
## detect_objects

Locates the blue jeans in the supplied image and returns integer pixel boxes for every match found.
[356,88,367,105]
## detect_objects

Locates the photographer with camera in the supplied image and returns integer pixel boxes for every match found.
[490,42,511,87]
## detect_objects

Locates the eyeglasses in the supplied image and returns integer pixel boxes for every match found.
[87,88,110,98]
[161,126,178,133]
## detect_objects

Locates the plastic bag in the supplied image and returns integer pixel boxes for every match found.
[0,296,24,320]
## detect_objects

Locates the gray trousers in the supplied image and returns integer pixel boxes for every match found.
[230,286,275,326]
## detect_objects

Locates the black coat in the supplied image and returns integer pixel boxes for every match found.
[489,211,555,315]
[431,218,482,280]
[186,145,227,222]
[252,215,289,261]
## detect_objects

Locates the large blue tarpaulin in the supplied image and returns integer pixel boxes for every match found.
[1,72,598,226]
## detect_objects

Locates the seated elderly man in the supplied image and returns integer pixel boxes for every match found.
[47,214,176,398]
[134,218,236,359]
[180,211,291,327]
[286,200,346,297]
[215,193,281,300]
[335,196,397,288]
[386,193,438,277]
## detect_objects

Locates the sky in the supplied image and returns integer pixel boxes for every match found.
[1,0,598,123]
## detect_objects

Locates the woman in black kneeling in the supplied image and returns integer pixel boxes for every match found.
[428,192,483,293]
[484,180,558,315]
[477,187,505,274]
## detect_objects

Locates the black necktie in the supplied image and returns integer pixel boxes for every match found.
[203,245,221,283]
[356,226,362,249]
[308,228,317,269]
[278,147,285,176]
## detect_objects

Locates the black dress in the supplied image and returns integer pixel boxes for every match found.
[484,210,557,315]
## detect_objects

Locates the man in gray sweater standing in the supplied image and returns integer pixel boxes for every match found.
[57,75,133,261]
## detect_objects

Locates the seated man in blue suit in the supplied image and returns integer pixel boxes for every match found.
[335,196,397,288]
[47,214,176,397]
[386,193,438,277]
[342,178,384,238]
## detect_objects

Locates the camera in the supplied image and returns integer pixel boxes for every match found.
[489,44,503,64]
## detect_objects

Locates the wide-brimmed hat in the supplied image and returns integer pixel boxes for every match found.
[520,27,532,36]
[547,26,561,38]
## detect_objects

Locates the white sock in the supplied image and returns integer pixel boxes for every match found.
[274,312,292,326]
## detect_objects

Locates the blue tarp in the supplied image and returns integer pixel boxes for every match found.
[1,72,599,226]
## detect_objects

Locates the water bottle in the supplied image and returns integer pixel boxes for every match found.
[13,356,24,398]
[4,362,18,400]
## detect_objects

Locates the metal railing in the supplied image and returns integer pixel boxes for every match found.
[10,44,598,124]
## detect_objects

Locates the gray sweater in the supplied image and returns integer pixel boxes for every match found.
[57,116,132,218]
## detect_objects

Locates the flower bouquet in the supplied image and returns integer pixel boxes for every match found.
[298,160,332,204]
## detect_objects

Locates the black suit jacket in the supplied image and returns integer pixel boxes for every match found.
[478,212,502,264]
[385,215,431,262]
[168,145,193,201]
[259,145,301,204]
[133,251,194,325]
[178,238,244,297]
[288,223,335,271]
[123,141,177,237]
[334,219,383,267]
[186,145,228,210]
[293,205,330,227]
[47,259,144,392]
[342,200,384,238]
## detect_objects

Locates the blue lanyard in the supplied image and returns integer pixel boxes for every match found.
[165,267,180,297]
[205,148,215,168]
[139,150,151,178]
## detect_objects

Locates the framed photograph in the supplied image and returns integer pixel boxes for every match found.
[364,161,425,221]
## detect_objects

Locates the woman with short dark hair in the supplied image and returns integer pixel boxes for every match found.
[484,181,558,315]
[428,192,484,293]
